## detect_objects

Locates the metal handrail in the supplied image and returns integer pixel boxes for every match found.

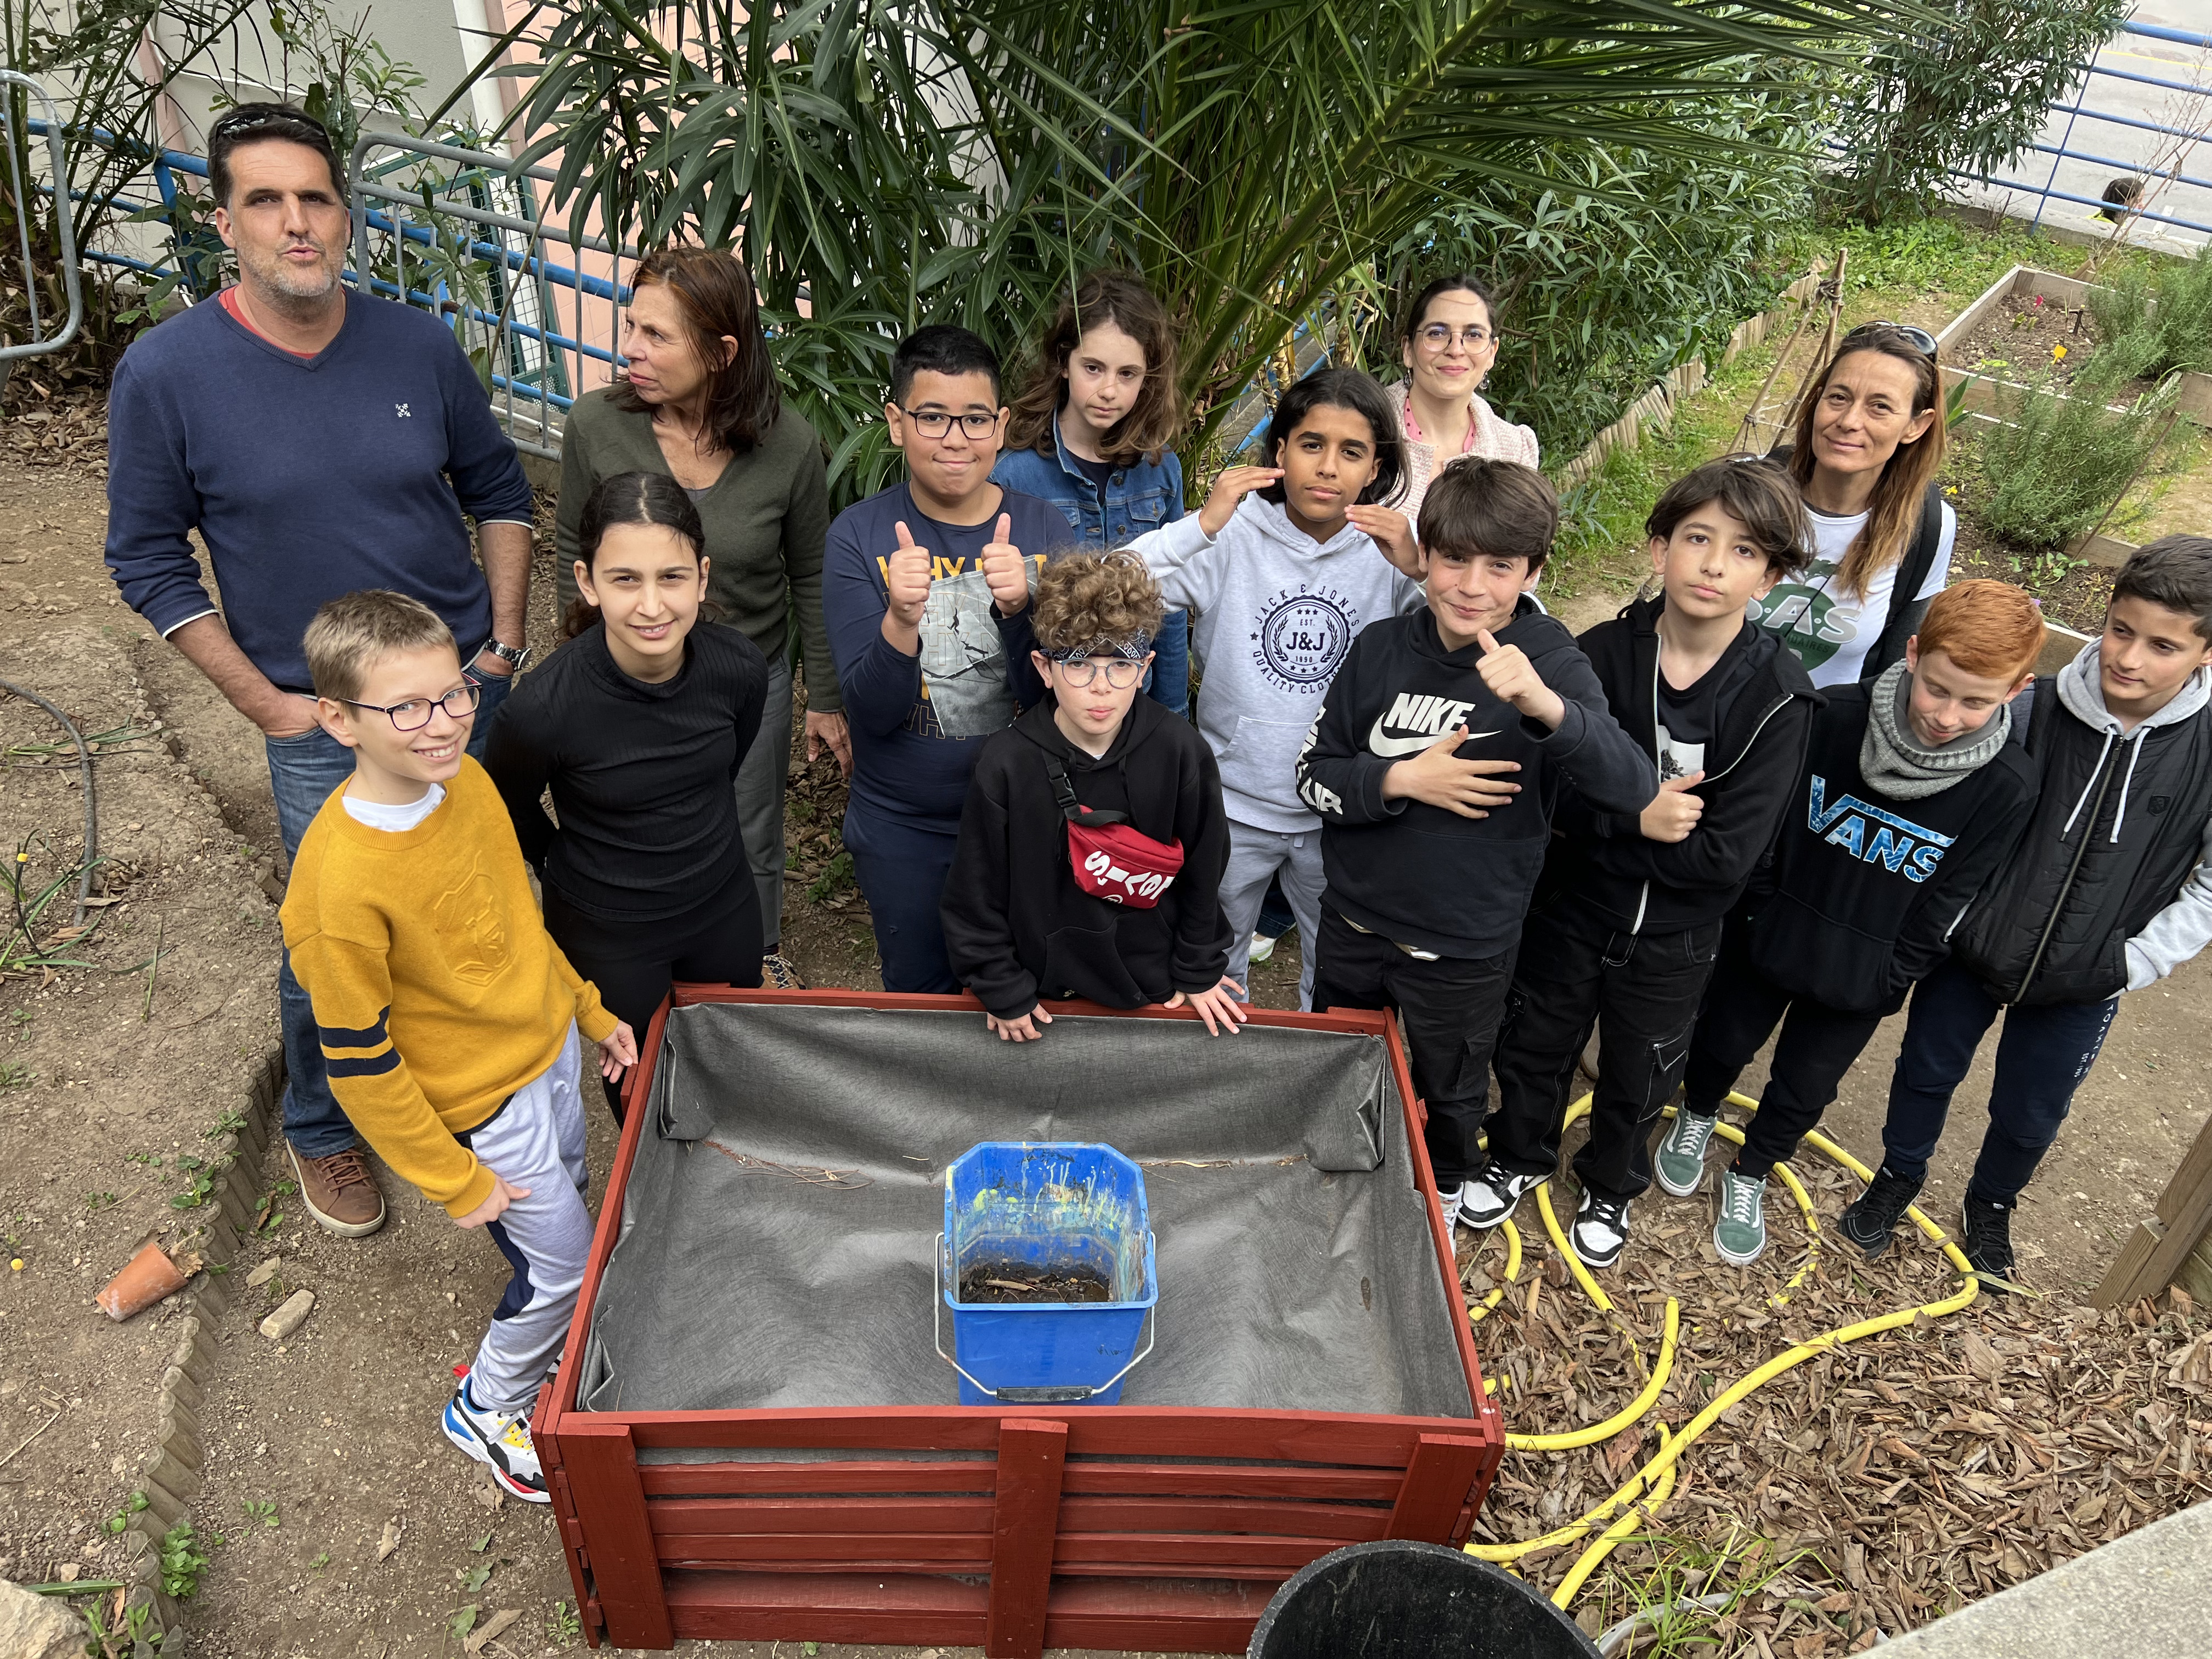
[1,71,83,362]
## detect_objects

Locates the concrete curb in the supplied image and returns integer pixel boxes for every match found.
[111,1043,284,1659]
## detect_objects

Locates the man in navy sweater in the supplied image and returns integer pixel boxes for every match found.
[104,105,538,1240]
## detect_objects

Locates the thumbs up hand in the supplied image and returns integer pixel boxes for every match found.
[1639,770,1706,843]
[884,521,932,631]
[1473,628,1566,731]
[980,513,1030,616]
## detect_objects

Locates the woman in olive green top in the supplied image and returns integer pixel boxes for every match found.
[557,248,845,988]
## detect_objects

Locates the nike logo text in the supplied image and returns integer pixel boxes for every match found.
[1367,692,1498,757]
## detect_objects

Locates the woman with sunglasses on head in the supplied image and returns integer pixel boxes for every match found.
[1756,322,1954,687]
[556,247,841,991]
[488,472,770,1121]
[1384,274,1539,524]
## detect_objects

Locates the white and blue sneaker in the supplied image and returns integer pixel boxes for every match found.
[442,1373,549,1503]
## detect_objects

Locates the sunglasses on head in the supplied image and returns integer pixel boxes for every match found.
[1840,320,1939,358]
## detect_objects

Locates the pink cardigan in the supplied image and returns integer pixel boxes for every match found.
[1384,380,1540,527]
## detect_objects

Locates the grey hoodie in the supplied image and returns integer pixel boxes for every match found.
[1130,497,1420,832]
[2047,641,2212,990]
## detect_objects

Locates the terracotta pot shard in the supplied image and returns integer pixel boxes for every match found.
[95,1239,191,1322]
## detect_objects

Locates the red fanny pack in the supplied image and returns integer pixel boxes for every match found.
[1046,758,1184,909]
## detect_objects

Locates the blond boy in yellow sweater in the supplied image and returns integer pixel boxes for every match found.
[280,591,637,1502]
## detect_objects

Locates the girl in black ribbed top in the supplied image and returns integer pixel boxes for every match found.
[486,472,769,1118]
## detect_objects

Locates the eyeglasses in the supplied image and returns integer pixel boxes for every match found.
[1418,324,1494,352]
[1050,657,1146,689]
[896,405,1000,440]
[1841,320,1939,357]
[341,680,482,732]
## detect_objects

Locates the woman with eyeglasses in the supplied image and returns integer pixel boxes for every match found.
[1384,274,1540,524]
[489,472,770,1120]
[556,247,840,991]
[1753,322,1955,687]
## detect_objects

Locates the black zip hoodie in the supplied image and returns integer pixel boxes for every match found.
[1740,682,2039,1016]
[942,695,1233,1020]
[1294,597,1657,960]
[1544,596,1821,933]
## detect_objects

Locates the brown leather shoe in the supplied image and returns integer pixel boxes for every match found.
[287,1143,386,1238]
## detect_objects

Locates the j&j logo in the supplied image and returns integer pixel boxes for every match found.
[1251,586,1357,692]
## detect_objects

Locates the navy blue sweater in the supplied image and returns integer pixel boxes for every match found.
[821,482,1066,828]
[104,294,536,692]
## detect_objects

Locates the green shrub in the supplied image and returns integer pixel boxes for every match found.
[1976,382,2177,550]
[2085,244,2212,387]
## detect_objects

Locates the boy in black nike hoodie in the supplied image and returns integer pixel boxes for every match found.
[1658,579,2043,1267]
[943,551,1242,1040]
[1479,457,1820,1269]
[1296,460,1657,1224]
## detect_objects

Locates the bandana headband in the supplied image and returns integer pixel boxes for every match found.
[1043,633,1152,664]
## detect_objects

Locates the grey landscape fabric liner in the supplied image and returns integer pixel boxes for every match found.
[577,1003,1476,1424]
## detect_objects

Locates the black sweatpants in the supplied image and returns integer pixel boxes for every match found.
[1680,929,1885,1179]
[1489,890,1721,1201]
[543,866,763,1120]
[1310,909,1516,1190]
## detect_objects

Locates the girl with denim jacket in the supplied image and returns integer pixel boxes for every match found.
[995,270,1194,716]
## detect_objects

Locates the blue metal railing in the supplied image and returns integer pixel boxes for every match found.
[18,117,631,454]
[1953,18,2212,241]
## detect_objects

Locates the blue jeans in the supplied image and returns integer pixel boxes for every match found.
[267,672,511,1155]
[1881,958,2121,1206]
[842,805,960,995]
[1145,610,1192,718]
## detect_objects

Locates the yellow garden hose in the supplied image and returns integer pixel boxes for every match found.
[1551,1425,1679,1607]
[1467,1090,1980,1597]
[1467,1218,1523,1323]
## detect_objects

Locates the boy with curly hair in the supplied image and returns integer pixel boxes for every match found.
[942,551,1243,1040]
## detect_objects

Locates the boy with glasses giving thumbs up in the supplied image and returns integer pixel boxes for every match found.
[822,325,1069,991]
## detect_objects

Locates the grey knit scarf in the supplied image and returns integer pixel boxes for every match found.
[1859,659,2012,800]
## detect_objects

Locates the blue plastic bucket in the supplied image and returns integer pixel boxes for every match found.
[936,1141,1157,1406]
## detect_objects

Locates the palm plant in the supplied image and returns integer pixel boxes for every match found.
[455,0,1928,502]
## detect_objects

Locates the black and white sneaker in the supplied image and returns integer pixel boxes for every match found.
[1838,1165,1925,1260]
[1568,1187,1633,1269]
[1436,1182,1466,1233]
[1960,1195,2017,1295]
[1459,1160,1545,1231]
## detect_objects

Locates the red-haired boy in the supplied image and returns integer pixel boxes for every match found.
[1658,578,2045,1264]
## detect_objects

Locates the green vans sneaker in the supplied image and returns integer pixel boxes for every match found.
[1653,1108,1718,1197]
[1713,1168,1768,1265]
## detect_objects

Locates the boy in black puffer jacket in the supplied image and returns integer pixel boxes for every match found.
[1479,457,1820,1270]
[1844,537,2212,1289]
[1660,579,2044,1267]
[942,551,1242,1041]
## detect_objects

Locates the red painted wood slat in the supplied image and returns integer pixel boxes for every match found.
[639,1461,996,1497]
[985,1419,1068,1659]
[1384,1433,1493,1543]
[646,1496,994,1535]
[1055,1496,1385,1540]
[559,1422,673,1647]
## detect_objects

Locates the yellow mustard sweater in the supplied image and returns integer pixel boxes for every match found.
[279,758,619,1217]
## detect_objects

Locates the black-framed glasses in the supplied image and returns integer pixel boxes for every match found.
[1050,657,1147,689]
[897,405,1000,440]
[1842,320,1939,357]
[1418,323,1494,352]
[342,680,481,732]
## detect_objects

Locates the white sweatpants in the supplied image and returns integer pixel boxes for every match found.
[1217,821,1326,1011]
[458,1023,592,1414]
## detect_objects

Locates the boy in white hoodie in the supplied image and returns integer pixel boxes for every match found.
[1844,535,2212,1290]
[1128,368,1424,1007]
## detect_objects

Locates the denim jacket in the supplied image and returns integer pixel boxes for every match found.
[991,412,1186,549]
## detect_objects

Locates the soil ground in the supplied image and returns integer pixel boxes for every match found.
[2,325,2208,1655]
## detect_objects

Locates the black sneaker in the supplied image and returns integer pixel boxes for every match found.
[1459,1160,1545,1231]
[1568,1187,1632,1269]
[1838,1165,1924,1260]
[1960,1195,2016,1295]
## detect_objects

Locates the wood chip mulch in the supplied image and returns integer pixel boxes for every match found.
[1458,1158,2211,1654]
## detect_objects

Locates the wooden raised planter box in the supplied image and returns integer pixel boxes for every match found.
[533,987,1505,1656]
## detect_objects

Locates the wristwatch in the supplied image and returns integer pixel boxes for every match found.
[480,639,532,672]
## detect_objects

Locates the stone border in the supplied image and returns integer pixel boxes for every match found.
[108,1043,284,1658]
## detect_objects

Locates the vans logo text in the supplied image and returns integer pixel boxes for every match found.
[1808,775,1954,883]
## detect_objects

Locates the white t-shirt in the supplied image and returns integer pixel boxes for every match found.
[1747,500,1955,688]
[340,783,446,833]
